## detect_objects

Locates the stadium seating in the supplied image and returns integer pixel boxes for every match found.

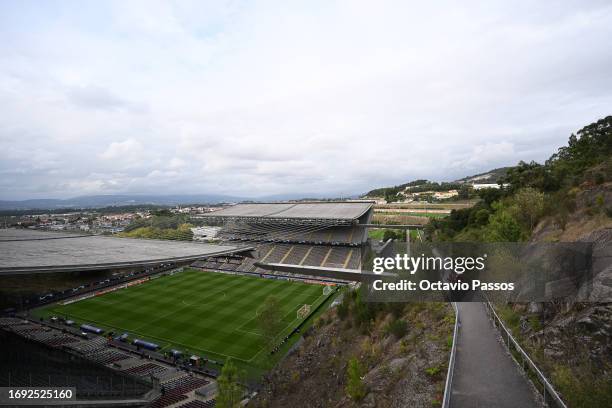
[161,375,209,393]
[323,246,350,268]
[178,399,216,408]
[217,224,365,246]
[150,392,188,408]
[123,362,168,377]
[194,242,363,277]
[1,325,152,399]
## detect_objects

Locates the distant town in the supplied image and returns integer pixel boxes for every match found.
[2,205,223,235]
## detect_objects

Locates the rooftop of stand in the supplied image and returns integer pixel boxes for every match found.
[0,229,248,274]
[202,201,373,222]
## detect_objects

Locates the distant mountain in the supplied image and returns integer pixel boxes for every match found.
[0,194,246,210]
[255,193,361,201]
[0,192,365,211]
[453,167,511,184]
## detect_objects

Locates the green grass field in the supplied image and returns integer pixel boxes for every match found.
[374,211,449,218]
[37,269,329,367]
[368,228,421,241]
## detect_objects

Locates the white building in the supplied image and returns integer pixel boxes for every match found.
[472,183,502,190]
[191,226,221,241]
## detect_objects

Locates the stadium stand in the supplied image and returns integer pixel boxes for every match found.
[148,376,211,408]
[217,224,365,245]
[150,392,189,408]
[178,399,216,408]
[0,317,218,406]
[0,323,152,401]
[193,201,373,281]
[161,376,209,393]
[123,362,168,377]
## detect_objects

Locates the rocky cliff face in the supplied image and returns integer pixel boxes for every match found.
[250,303,453,408]
[507,184,612,406]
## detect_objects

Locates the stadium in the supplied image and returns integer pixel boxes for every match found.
[193,201,372,277]
[0,201,374,407]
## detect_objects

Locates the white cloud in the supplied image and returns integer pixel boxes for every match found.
[452,142,517,170]
[0,1,611,199]
[99,139,144,160]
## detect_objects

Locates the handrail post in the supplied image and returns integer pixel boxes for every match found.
[483,298,567,408]
[441,302,459,408]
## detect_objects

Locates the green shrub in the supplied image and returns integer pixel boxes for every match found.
[425,366,441,378]
[385,319,408,339]
[346,358,367,401]
[528,315,542,332]
[595,193,605,209]
[498,305,521,334]
[553,365,612,408]
[337,294,351,320]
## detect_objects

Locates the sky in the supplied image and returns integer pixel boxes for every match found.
[1,0,611,200]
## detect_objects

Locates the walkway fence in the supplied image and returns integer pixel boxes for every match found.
[483,300,567,408]
[441,302,459,408]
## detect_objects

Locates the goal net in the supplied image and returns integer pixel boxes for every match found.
[297,304,311,319]
[323,285,333,296]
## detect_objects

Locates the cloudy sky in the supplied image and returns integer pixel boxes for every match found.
[1,1,611,200]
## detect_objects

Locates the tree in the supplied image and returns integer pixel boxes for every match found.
[485,204,523,242]
[458,184,471,200]
[256,295,284,352]
[346,357,367,400]
[216,359,243,408]
[510,187,545,231]
[470,208,490,227]
[382,229,402,241]
[478,187,504,207]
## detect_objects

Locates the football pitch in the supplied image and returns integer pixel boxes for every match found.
[41,269,329,364]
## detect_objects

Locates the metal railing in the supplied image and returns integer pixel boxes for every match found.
[441,301,459,408]
[483,300,567,408]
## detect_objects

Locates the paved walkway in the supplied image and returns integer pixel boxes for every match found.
[450,302,540,408]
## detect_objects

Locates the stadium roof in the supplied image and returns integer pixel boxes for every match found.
[202,201,373,224]
[0,229,250,275]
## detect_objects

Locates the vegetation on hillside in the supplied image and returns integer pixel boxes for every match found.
[425,116,612,408]
[366,180,466,203]
[119,210,195,240]
[453,166,512,184]
[426,116,612,242]
[365,167,512,203]
[216,359,244,408]
[252,286,453,407]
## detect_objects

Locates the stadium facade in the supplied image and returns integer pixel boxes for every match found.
[192,201,374,278]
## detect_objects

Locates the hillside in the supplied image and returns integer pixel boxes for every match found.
[251,298,454,408]
[364,180,462,199]
[425,115,612,407]
[453,166,511,184]
[363,167,511,200]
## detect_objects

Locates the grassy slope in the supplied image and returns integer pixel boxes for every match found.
[36,270,325,366]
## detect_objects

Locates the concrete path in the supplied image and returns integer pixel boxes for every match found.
[450,302,540,408]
